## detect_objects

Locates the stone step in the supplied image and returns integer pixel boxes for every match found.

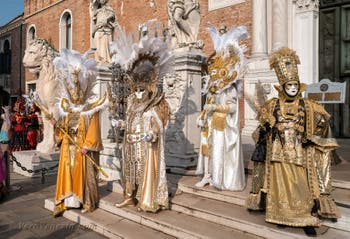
[44,198,175,239]
[98,192,261,239]
[107,173,181,194]
[177,175,350,208]
[171,191,350,238]
[177,176,249,207]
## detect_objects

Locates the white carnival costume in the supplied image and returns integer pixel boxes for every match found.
[195,26,248,191]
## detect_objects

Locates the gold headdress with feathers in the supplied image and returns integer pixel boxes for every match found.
[53,48,108,116]
[202,25,248,95]
[110,22,173,96]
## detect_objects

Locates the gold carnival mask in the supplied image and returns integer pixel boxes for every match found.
[207,52,239,93]
[69,70,85,105]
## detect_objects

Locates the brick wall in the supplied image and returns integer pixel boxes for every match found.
[24,0,92,83]
[10,23,26,95]
[111,0,252,55]
[24,0,252,54]
[24,0,91,52]
[0,18,26,96]
[24,0,252,126]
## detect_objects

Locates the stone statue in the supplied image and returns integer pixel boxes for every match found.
[90,0,117,63]
[22,38,60,154]
[167,0,201,48]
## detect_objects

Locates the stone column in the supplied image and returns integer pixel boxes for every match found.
[242,0,270,136]
[252,0,268,57]
[293,0,319,85]
[94,64,122,181]
[272,0,288,50]
[164,47,206,171]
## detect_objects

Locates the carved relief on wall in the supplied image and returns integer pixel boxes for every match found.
[163,73,188,154]
[293,0,319,11]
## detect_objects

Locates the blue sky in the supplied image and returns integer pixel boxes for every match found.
[0,0,24,26]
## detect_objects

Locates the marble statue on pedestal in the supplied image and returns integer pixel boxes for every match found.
[90,0,117,63]
[167,0,201,48]
[23,38,60,154]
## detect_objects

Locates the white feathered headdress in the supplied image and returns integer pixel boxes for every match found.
[53,48,108,116]
[202,25,248,95]
[110,21,173,92]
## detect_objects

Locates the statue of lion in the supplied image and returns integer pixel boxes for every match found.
[23,38,60,154]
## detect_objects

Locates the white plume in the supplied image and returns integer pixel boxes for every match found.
[110,21,174,82]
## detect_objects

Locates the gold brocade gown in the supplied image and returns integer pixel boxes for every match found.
[247,97,340,227]
[55,112,103,212]
[265,99,319,226]
[121,95,169,212]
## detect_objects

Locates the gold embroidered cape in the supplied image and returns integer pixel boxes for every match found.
[246,97,340,227]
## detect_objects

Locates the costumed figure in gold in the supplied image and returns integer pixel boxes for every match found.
[110,25,172,212]
[51,49,108,217]
[246,48,340,233]
[195,26,248,191]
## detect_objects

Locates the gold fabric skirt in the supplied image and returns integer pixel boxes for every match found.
[266,161,320,227]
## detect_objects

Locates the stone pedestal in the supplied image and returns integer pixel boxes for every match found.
[164,47,206,169]
[12,150,60,177]
[94,65,122,181]
[94,64,113,140]
[99,139,122,181]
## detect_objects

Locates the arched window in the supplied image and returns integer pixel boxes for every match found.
[27,25,36,46]
[28,27,35,40]
[0,40,11,74]
[60,10,73,49]
[65,14,72,49]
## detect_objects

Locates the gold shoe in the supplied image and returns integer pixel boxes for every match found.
[115,198,135,208]
[53,206,65,217]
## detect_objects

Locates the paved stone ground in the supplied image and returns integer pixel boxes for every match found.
[1,137,349,239]
[0,166,107,239]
